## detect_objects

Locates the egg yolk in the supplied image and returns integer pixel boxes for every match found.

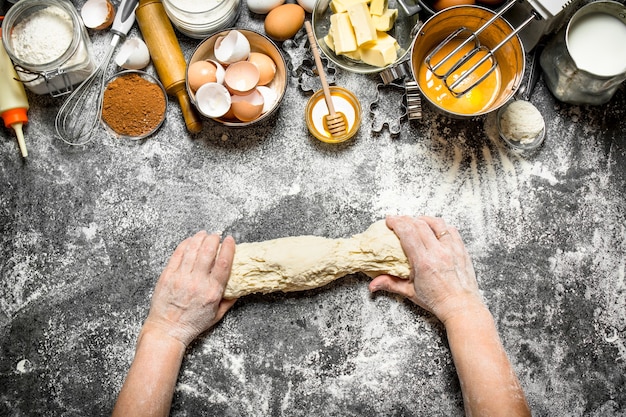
[419,37,500,115]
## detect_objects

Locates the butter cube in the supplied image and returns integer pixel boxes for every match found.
[358,32,399,67]
[347,3,377,46]
[371,8,397,31]
[330,0,368,13]
[330,0,344,13]
[342,49,362,60]
[330,12,357,53]
[369,0,388,15]
[323,33,335,52]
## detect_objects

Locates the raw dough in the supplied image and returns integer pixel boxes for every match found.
[224,220,410,299]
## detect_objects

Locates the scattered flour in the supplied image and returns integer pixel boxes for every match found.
[16,358,32,374]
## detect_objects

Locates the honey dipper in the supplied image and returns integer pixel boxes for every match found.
[304,21,347,137]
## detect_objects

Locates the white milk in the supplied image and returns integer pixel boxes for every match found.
[567,12,626,77]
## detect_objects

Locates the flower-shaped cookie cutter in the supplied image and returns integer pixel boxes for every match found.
[283,30,338,93]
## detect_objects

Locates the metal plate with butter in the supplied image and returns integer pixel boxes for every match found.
[311,0,422,74]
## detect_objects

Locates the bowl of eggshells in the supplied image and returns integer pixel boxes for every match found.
[186,28,288,127]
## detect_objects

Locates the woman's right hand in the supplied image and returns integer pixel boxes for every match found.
[369,215,486,324]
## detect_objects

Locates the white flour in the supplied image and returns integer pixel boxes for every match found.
[10,5,74,65]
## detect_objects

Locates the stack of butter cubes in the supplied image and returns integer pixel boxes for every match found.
[323,0,399,67]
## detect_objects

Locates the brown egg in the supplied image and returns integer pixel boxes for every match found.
[248,52,277,85]
[264,4,305,41]
[432,0,475,11]
[188,60,218,92]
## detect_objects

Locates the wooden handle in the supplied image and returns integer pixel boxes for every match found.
[135,0,202,133]
[304,21,336,116]
[176,90,203,134]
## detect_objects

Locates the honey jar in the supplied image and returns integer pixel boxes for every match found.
[305,86,361,143]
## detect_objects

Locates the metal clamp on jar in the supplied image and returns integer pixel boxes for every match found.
[1,0,96,96]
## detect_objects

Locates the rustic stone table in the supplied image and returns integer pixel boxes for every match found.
[1,1,625,415]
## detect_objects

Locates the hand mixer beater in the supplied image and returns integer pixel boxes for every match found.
[425,0,573,97]
[55,0,138,146]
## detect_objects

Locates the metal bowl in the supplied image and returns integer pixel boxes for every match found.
[496,99,546,151]
[186,28,287,127]
[311,0,425,74]
[101,70,168,141]
[410,5,525,118]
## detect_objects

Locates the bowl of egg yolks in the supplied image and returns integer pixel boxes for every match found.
[409,5,525,118]
[186,28,287,127]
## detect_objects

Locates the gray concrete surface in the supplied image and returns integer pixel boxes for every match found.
[1,1,625,416]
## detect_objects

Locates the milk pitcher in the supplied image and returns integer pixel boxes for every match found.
[540,0,626,105]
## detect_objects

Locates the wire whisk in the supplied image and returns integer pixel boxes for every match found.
[55,35,120,145]
[55,0,138,145]
[425,0,537,97]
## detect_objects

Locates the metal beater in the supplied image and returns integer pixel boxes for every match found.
[55,0,138,146]
[425,0,573,97]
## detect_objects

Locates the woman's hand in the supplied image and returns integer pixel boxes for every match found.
[369,215,485,324]
[144,231,237,347]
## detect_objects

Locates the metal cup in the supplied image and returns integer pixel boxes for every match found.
[540,0,626,105]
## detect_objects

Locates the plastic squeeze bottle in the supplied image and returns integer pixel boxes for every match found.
[0,35,29,158]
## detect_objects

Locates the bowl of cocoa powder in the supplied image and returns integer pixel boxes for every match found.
[101,70,168,140]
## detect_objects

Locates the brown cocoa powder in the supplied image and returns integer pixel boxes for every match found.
[101,73,166,137]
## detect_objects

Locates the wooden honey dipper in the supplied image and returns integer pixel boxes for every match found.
[135,0,203,134]
[304,21,347,137]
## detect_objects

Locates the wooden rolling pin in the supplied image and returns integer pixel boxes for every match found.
[135,0,203,134]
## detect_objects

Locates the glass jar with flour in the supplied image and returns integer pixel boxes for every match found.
[1,0,96,96]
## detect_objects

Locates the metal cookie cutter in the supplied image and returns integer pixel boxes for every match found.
[285,30,338,93]
[378,58,423,123]
[404,80,423,120]
[369,81,407,136]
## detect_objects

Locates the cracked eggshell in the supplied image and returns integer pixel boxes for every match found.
[214,30,251,65]
[207,60,226,85]
[186,60,226,92]
[246,0,285,14]
[224,61,260,96]
[81,0,115,30]
[195,83,232,118]
[296,0,315,13]
[115,38,151,70]
[231,89,265,122]
[257,86,278,113]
